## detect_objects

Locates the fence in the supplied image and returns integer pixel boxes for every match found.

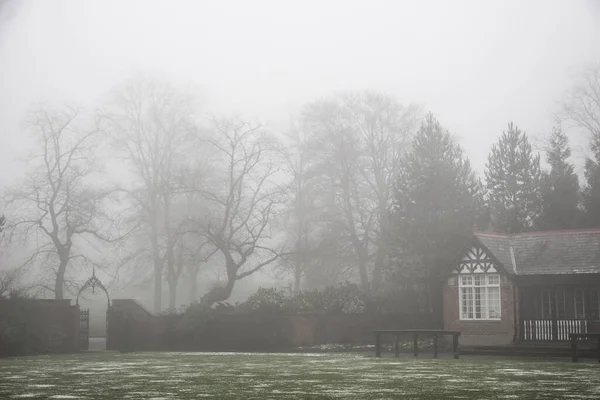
[523,319,588,341]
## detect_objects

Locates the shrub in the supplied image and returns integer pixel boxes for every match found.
[179,280,434,330]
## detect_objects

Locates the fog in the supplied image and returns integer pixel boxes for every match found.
[2,0,599,178]
[1,0,600,312]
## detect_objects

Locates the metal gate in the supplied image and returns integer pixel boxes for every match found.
[79,309,89,350]
[76,268,110,352]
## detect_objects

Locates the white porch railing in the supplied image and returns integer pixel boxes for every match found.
[523,320,588,341]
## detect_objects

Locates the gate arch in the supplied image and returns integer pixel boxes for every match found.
[76,268,110,351]
[76,267,110,307]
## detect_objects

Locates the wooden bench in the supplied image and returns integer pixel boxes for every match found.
[569,333,600,363]
[373,329,461,359]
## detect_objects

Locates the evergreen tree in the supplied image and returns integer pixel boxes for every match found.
[485,122,542,234]
[582,135,600,227]
[391,113,484,280]
[538,122,580,230]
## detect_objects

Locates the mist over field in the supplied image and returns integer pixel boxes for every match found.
[1,0,600,320]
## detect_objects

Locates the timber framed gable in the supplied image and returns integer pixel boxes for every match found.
[449,237,511,277]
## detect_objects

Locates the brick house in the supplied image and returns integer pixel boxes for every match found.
[443,229,600,346]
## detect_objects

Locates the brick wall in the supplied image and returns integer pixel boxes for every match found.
[443,275,515,346]
[106,299,440,351]
[0,299,80,357]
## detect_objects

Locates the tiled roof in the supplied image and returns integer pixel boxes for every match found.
[474,229,600,275]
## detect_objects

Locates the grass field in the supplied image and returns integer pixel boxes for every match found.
[0,352,599,399]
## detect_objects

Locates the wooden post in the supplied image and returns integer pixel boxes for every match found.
[597,337,600,364]
[413,333,418,358]
[375,332,381,358]
[571,335,578,362]
[394,333,400,358]
[551,286,558,341]
[517,286,526,342]
[433,334,438,359]
[453,334,459,359]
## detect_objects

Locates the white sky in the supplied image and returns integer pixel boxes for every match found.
[1,0,600,183]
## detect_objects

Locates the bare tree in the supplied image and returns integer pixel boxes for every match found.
[0,0,23,42]
[562,64,600,226]
[105,77,198,313]
[163,192,216,310]
[562,64,600,142]
[300,92,420,292]
[279,125,313,292]
[191,118,286,305]
[3,105,121,299]
[279,124,357,292]
[0,268,23,298]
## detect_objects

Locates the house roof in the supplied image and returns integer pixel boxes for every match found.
[474,229,600,276]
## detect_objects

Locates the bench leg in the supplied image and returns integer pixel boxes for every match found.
[433,334,438,359]
[394,333,400,358]
[453,335,459,359]
[375,333,381,358]
[571,336,578,362]
[413,333,418,358]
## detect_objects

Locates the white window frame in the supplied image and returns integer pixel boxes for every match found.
[540,288,552,319]
[459,274,501,320]
[591,288,600,322]
[574,288,586,320]
[555,287,567,320]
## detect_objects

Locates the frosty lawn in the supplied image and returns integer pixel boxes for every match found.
[0,353,599,399]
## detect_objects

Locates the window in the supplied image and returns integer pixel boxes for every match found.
[574,288,586,319]
[555,288,566,320]
[459,274,501,320]
[591,288,600,321]
[541,288,552,319]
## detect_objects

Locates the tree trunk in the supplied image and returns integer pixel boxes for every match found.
[201,255,237,305]
[201,277,235,305]
[371,248,384,292]
[150,226,162,313]
[168,279,177,311]
[165,248,176,311]
[189,267,199,304]
[54,275,64,300]
[372,202,388,292]
[293,262,302,294]
[356,247,369,294]
[167,249,184,311]
[293,237,303,294]
[153,262,162,313]
[54,259,68,300]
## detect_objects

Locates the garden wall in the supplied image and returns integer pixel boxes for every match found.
[106,299,440,352]
[0,299,80,357]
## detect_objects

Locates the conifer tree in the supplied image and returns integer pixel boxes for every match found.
[485,123,542,233]
[392,113,484,279]
[538,122,580,230]
[562,64,600,227]
[582,135,600,227]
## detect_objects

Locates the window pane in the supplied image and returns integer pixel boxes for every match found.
[541,289,552,319]
[474,275,484,286]
[591,288,600,321]
[461,276,472,286]
[487,287,501,319]
[574,289,585,319]
[556,288,566,319]
[487,275,500,285]
[461,287,473,319]
[475,287,483,319]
